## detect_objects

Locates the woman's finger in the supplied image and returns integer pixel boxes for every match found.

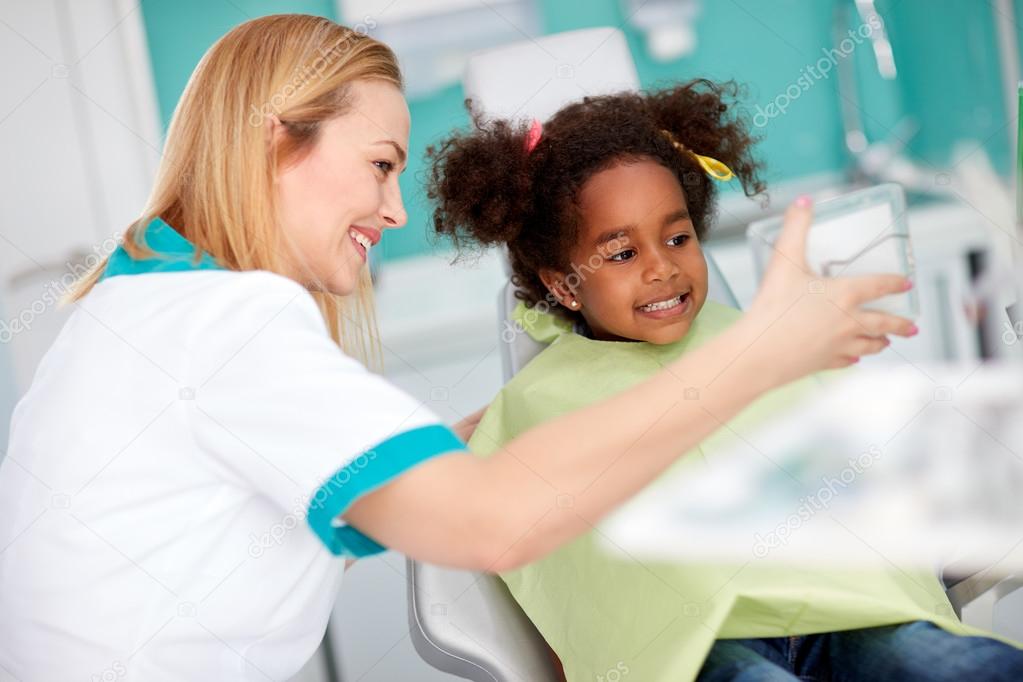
[835,272,913,307]
[846,335,891,358]
[853,311,918,337]
[766,196,814,273]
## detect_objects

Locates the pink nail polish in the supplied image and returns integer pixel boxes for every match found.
[902,279,914,291]
[907,324,919,336]
[795,195,812,208]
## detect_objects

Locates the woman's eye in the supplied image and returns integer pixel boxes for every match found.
[609,249,636,262]
[668,234,690,247]
[373,160,395,174]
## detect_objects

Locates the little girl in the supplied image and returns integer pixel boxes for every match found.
[427,81,1023,681]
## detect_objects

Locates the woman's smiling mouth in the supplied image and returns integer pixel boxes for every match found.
[348,225,381,261]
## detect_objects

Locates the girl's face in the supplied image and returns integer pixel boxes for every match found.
[543,160,708,344]
[275,79,410,295]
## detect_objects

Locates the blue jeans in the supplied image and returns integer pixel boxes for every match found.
[696,621,1023,682]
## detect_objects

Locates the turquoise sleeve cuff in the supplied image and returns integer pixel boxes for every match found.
[306,424,466,558]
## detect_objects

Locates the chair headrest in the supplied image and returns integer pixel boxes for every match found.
[462,27,640,124]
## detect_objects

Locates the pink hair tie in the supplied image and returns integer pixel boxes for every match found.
[524,118,543,154]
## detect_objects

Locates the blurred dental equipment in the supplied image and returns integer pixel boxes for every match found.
[854,0,896,79]
[602,362,1023,577]
[622,0,701,61]
[339,0,542,98]
[950,82,1023,359]
[835,0,937,194]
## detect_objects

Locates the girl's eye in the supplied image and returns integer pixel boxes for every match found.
[609,249,636,262]
[668,233,690,247]
[374,160,395,174]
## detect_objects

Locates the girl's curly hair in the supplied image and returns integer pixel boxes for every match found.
[427,79,765,320]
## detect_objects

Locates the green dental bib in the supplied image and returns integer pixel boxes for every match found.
[468,300,985,682]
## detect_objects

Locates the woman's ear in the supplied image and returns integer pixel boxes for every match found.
[265,114,283,144]
[266,115,288,184]
[539,268,581,311]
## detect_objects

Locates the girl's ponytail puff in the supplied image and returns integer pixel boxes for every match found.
[427,106,538,250]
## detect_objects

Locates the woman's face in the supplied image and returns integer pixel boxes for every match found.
[276,79,410,295]
[543,159,708,344]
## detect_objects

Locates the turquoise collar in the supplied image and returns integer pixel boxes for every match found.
[99,217,224,281]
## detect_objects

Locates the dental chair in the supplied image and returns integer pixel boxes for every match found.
[406,27,740,682]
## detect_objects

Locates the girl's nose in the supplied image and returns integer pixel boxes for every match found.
[643,249,680,283]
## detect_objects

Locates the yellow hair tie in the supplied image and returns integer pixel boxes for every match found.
[660,130,734,182]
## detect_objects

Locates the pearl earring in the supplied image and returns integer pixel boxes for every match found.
[569,300,579,309]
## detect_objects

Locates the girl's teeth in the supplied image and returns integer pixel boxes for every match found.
[640,295,683,312]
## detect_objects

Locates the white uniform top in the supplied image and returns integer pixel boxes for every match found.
[0,218,465,680]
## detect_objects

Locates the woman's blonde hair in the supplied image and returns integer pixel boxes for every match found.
[68,14,402,368]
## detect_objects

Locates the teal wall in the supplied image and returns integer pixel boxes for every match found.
[140,0,1020,262]
[884,0,1014,173]
[142,0,337,124]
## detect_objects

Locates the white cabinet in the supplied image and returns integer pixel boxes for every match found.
[0,0,160,445]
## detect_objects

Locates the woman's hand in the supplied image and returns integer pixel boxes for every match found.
[743,196,917,385]
[452,404,488,443]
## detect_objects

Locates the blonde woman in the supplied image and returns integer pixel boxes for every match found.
[0,15,916,680]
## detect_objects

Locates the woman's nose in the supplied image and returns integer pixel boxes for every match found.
[380,179,407,229]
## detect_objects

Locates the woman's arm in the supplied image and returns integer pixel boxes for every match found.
[344,199,916,571]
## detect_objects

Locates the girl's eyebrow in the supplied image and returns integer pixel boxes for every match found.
[593,227,631,248]
[664,208,691,225]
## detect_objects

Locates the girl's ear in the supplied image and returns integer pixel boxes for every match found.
[539,268,581,310]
